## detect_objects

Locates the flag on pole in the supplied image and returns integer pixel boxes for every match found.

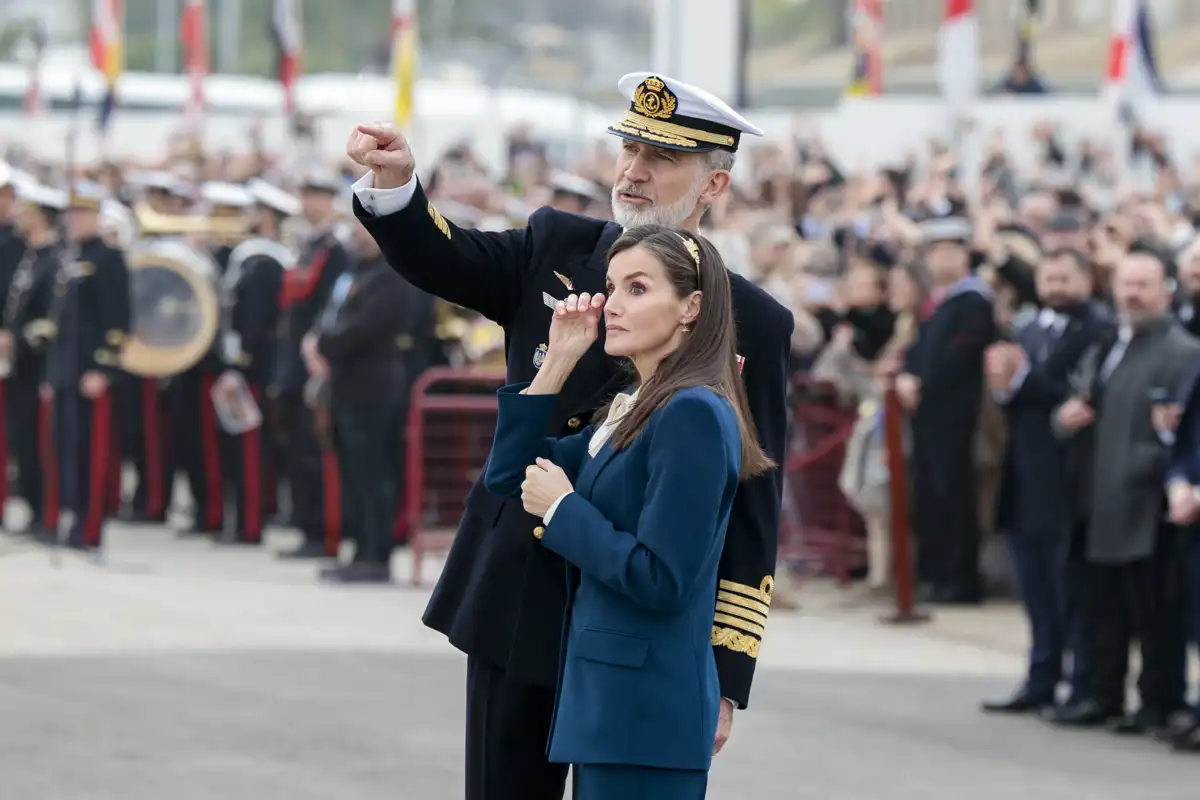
[270,0,303,116]
[846,0,884,97]
[180,0,209,133]
[936,0,979,114]
[1105,0,1158,121]
[1015,0,1038,64]
[89,0,124,131]
[22,21,49,116]
[392,0,418,129]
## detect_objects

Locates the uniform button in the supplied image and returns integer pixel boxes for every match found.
[567,417,581,430]
[533,526,545,539]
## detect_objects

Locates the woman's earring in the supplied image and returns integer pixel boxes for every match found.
[682,324,691,333]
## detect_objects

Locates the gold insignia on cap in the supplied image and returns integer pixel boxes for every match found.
[633,76,678,121]
[105,329,126,346]
[428,202,451,240]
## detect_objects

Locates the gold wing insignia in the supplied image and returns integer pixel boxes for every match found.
[428,202,451,240]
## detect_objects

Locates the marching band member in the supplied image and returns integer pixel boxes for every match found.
[2,182,64,537]
[214,179,298,545]
[0,165,24,528]
[169,182,252,537]
[275,172,349,560]
[43,182,131,550]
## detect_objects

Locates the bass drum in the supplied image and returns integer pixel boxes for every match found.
[119,237,221,377]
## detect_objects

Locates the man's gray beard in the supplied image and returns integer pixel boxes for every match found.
[610,180,705,229]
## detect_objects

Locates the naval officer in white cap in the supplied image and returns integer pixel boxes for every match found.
[347,73,793,800]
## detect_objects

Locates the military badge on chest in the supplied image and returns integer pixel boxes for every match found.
[533,343,549,369]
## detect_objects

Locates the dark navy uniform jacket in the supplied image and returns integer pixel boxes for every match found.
[3,242,62,384]
[356,180,793,707]
[45,236,131,390]
[274,231,349,394]
[225,251,285,386]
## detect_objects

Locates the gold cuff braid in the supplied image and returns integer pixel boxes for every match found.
[712,625,760,658]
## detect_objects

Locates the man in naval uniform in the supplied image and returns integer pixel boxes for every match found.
[214,179,299,545]
[1,182,67,537]
[273,173,350,559]
[348,72,793,799]
[43,182,131,550]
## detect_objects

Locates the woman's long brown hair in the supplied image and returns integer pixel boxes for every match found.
[596,226,775,480]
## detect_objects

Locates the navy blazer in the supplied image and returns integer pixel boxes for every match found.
[484,384,741,772]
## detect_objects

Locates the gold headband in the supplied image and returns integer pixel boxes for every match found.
[676,233,701,282]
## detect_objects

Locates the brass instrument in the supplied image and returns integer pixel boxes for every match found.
[134,202,248,246]
[120,238,222,377]
[434,300,505,368]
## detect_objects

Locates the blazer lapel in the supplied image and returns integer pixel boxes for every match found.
[577,436,620,498]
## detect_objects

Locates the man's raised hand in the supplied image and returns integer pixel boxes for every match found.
[347,123,416,190]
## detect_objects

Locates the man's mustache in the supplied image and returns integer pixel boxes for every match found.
[615,185,652,201]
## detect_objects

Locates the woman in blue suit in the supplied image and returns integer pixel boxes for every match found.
[484,225,773,798]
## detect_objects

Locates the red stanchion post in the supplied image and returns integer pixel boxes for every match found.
[881,385,930,625]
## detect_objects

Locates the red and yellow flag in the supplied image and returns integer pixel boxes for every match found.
[392,0,418,129]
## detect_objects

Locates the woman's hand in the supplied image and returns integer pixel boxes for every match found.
[548,292,605,366]
[521,458,574,518]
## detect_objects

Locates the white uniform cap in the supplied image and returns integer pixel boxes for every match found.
[0,162,10,190]
[15,182,68,212]
[201,181,253,209]
[549,170,604,203]
[132,170,191,198]
[246,178,301,217]
[608,72,763,154]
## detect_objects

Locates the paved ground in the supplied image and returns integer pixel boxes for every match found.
[0,523,1196,799]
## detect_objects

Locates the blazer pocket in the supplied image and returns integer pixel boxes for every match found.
[574,627,649,670]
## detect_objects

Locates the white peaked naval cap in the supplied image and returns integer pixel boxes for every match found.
[16,182,68,211]
[608,72,763,154]
[201,181,253,209]
[247,178,302,217]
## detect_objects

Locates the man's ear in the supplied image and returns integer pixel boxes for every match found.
[698,170,732,208]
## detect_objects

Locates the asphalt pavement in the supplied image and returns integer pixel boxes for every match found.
[0,523,1195,799]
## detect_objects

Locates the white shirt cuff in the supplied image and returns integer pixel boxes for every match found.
[543,491,573,524]
[352,171,418,217]
[991,360,1031,406]
[1157,429,1177,447]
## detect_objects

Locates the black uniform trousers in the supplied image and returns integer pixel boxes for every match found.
[912,409,982,599]
[466,656,568,800]
[281,391,324,544]
[119,374,172,522]
[7,374,43,522]
[54,387,115,547]
[170,367,225,532]
[222,382,272,543]
[1085,523,1189,715]
[332,399,401,565]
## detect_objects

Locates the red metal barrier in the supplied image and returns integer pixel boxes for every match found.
[777,380,866,583]
[882,385,929,625]
[404,367,507,586]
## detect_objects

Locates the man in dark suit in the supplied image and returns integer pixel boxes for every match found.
[348,72,793,800]
[898,217,997,605]
[1159,355,1200,751]
[308,220,413,583]
[1050,245,1200,733]
[981,247,1109,714]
